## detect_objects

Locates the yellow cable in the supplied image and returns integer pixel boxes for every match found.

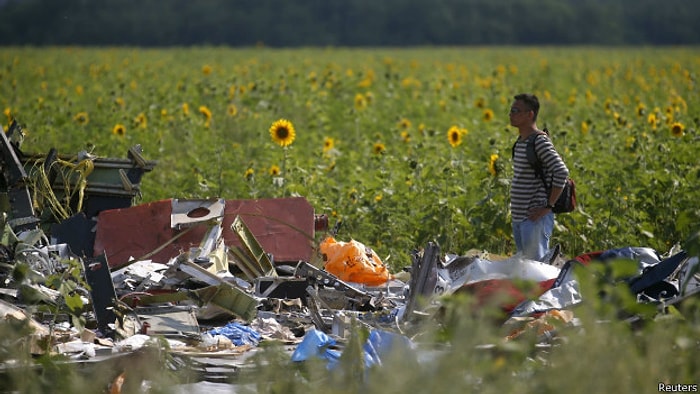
[25,156,95,221]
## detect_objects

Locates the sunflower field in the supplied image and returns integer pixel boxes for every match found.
[1,45,700,393]
[1,46,699,271]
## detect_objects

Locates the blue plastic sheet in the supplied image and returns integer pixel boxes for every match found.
[291,328,415,370]
[207,322,262,347]
[290,329,341,367]
[363,329,414,367]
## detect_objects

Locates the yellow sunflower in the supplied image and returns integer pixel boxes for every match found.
[202,65,212,75]
[488,153,499,177]
[354,93,368,111]
[199,105,212,120]
[112,124,126,137]
[358,73,374,88]
[244,168,254,180]
[372,142,385,155]
[670,122,684,137]
[398,118,411,130]
[483,108,494,122]
[323,137,334,153]
[665,112,675,125]
[227,104,238,117]
[134,113,147,129]
[636,103,646,117]
[199,105,212,128]
[348,188,358,203]
[269,165,281,176]
[182,103,190,116]
[647,113,658,130]
[74,112,89,125]
[447,125,462,148]
[269,119,296,147]
[603,98,613,114]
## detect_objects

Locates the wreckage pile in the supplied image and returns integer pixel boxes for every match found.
[1,123,699,391]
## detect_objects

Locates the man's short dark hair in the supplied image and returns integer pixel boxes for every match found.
[514,93,539,121]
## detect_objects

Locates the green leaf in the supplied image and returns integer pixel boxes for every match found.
[684,231,700,259]
[608,259,640,280]
[64,293,84,313]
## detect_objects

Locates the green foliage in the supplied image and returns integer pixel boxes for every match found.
[3,46,698,272]
[42,258,90,332]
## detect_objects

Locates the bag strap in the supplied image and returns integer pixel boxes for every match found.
[512,129,550,189]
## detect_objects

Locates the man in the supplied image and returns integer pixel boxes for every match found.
[509,93,569,261]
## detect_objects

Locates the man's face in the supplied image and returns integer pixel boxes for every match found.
[509,100,532,127]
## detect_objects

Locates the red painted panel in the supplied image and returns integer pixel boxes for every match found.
[94,197,316,268]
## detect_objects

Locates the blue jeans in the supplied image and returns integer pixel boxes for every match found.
[512,212,554,261]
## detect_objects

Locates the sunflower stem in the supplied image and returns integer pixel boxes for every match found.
[282,146,288,195]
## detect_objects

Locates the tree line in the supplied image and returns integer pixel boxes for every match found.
[0,0,698,47]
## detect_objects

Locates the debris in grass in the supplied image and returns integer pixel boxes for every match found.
[1,133,698,389]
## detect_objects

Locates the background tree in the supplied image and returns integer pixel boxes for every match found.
[0,0,698,46]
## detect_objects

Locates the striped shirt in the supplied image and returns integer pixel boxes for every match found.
[510,133,569,222]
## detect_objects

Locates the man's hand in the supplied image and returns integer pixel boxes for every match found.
[527,206,551,221]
